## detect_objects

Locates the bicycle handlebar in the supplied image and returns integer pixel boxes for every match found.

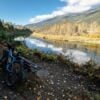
[19,56,41,72]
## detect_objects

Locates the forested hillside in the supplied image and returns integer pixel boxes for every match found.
[26,7,100,37]
[37,21,100,37]
[0,19,32,43]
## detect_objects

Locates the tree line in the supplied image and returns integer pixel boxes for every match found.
[0,19,32,42]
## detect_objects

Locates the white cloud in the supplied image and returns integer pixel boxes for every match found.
[30,0,100,23]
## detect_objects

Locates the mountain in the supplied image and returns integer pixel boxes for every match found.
[25,7,100,30]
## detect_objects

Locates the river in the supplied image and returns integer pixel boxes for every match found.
[15,37,100,65]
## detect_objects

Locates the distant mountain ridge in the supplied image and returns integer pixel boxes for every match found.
[25,7,100,30]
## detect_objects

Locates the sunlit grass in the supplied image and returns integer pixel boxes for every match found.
[32,32,100,45]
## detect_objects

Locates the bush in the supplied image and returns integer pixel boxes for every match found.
[0,30,7,40]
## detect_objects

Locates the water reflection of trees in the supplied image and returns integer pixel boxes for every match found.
[52,41,100,56]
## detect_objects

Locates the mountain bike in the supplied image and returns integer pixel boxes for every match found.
[0,44,41,86]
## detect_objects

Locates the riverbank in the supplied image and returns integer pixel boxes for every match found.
[1,42,100,81]
[15,44,100,99]
[0,58,99,100]
[15,44,100,85]
[31,32,100,45]
[0,43,100,100]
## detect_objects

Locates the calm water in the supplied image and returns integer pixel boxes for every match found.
[15,37,100,65]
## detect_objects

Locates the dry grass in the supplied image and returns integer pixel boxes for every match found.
[31,32,100,44]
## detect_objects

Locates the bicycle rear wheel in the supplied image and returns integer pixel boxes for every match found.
[5,62,23,86]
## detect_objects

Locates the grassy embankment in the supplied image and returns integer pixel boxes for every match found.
[16,44,100,83]
[31,32,100,45]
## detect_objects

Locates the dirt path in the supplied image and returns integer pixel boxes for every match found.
[0,82,25,100]
[0,45,100,100]
[33,62,99,100]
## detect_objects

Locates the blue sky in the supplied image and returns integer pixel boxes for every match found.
[0,0,65,25]
[0,0,100,25]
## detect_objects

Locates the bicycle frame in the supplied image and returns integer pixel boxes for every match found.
[6,49,16,72]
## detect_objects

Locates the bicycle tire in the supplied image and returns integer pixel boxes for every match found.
[5,61,23,86]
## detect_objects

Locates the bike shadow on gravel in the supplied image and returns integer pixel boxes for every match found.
[0,55,42,92]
